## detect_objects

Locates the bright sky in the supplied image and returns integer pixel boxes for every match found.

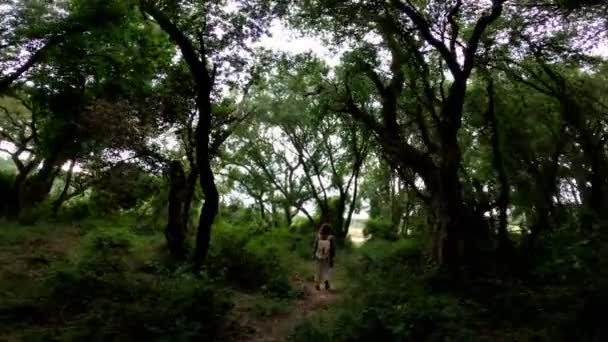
[257,20,343,65]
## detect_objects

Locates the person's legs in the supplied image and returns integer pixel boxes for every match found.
[320,260,331,290]
[314,260,322,290]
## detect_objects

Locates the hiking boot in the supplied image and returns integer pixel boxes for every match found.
[324,281,330,290]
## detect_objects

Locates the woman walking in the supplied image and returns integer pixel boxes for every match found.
[312,223,336,290]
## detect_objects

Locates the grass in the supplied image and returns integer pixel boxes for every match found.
[4,214,603,341]
[0,215,323,341]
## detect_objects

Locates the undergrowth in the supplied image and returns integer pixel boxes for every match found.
[290,230,608,342]
[0,214,314,341]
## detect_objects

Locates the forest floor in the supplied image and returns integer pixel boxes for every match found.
[236,282,340,342]
[0,219,348,341]
[234,231,358,341]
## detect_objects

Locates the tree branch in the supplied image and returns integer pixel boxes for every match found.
[391,0,462,77]
[447,0,463,53]
[140,1,211,91]
[462,0,506,77]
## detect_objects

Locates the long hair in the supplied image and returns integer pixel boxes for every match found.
[318,223,332,237]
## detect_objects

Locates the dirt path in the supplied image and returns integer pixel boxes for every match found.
[241,282,340,342]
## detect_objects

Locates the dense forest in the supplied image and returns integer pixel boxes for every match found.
[1,0,607,340]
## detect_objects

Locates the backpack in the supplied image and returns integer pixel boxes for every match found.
[316,237,331,260]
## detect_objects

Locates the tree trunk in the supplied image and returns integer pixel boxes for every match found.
[328,194,345,241]
[20,156,62,212]
[51,159,76,217]
[430,81,489,270]
[343,169,360,240]
[588,150,607,227]
[182,168,198,232]
[554,85,608,228]
[256,197,266,223]
[193,94,219,268]
[283,204,292,226]
[165,160,188,258]
[485,78,512,252]
[140,2,220,268]
[194,160,219,267]
[7,169,31,219]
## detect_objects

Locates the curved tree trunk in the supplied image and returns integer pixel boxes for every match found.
[194,160,219,267]
[51,159,76,217]
[140,2,221,268]
[194,94,219,268]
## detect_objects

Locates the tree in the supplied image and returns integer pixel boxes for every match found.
[222,123,312,227]
[139,0,285,266]
[293,0,510,269]
[241,55,369,240]
[0,0,173,218]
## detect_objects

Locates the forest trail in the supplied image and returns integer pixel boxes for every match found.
[238,282,340,342]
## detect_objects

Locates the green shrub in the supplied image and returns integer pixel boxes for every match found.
[290,238,475,342]
[31,270,233,341]
[206,223,295,297]
[3,226,233,341]
[14,201,53,225]
[348,239,425,278]
[58,197,94,221]
[219,204,262,227]
[363,218,398,241]
[290,216,315,235]
[80,228,135,273]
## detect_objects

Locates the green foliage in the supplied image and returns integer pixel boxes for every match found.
[219,203,263,228]
[17,202,52,225]
[57,196,95,221]
[2,0,608,340]
[88,165,161,214]
[0,223,233,341]
[36,268,233,341]
[290,239,475,341]
[363,218,398,241]
[290,216,315,235]
[206,221,308,299]
[0,157,16,175]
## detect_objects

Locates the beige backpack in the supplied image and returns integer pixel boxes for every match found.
[316,237,331,260]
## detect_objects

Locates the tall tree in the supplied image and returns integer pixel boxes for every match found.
[139,0,285,266]
[294,0,509,268]
[0,0,172,217]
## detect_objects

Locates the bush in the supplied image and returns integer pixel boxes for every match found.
[206,223,298,298]
[219,204,263,228]
[35,269,233,341]
[58,197,94,221]
[17,202,52,225]
[2,227,233,341]
[290,216,315,235]
[363,218,398,241]
[290,238,475,341]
